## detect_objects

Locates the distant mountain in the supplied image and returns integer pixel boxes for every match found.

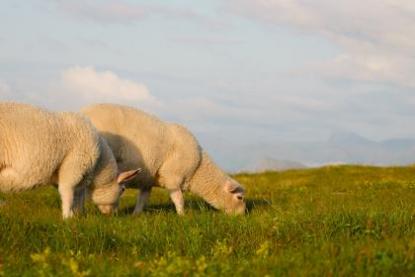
[381,138,415,149]
[198,132,415,172]
[328,132,373,146]
[241,157,307,173]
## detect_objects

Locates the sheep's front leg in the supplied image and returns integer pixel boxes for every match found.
[133,187,152,215]
[59,185,75,219]
[169,189,184,215]
[57,155,90,219]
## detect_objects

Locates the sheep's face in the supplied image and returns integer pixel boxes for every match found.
[92,168,141,215]
[222,179,246,215]
[97,204,116,215]
[91,182,124,215]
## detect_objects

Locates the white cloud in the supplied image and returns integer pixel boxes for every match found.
[228,0,415,87]
[61,66,156,103]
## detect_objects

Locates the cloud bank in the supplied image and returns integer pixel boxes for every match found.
[228,0,415,88]
[57,0,211,25]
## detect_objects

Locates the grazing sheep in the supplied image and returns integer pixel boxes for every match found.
[0,102,140,218]
[81,104,246,215]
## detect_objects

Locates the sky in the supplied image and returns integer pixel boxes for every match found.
[1,0,415,166]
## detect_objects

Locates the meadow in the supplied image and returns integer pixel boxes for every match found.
[1,165,415,276]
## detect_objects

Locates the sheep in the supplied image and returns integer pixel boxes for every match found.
[0,102,140,218]
[81,103,246,215]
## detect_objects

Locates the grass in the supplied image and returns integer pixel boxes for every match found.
[1,165,415,276]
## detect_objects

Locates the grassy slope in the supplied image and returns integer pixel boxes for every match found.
[1,165,415,276]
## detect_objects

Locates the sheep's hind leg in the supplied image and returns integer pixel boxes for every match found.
[158,157,187,215]
[159,173,185,215]
[0,167,25,191]
[133,187,152,215]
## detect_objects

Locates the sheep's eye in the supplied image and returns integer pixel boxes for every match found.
[237,195,243,200]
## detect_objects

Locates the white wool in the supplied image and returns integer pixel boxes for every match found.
[81,103,246,215]
[0,102,123,218]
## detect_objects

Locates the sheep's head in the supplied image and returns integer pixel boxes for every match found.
[91,168,141,215]
[221,179,246,215]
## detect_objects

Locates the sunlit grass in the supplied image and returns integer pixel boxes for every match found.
[1,165,415,276]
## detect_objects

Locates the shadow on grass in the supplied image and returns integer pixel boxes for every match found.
[118,198,271,216]
[119,199,215,216]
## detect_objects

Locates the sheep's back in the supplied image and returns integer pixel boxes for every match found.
[82,104,173,185]
[0,103,67,190]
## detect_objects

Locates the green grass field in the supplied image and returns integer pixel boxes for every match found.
[1,165,415,276]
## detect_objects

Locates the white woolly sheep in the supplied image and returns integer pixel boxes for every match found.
[0,102,140,218]
[81,103,246,215]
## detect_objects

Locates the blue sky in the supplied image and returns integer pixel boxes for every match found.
[1,0,415,162]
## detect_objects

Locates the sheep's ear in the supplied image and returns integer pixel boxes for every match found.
[224,180,244,194]
[117,168,141,185]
